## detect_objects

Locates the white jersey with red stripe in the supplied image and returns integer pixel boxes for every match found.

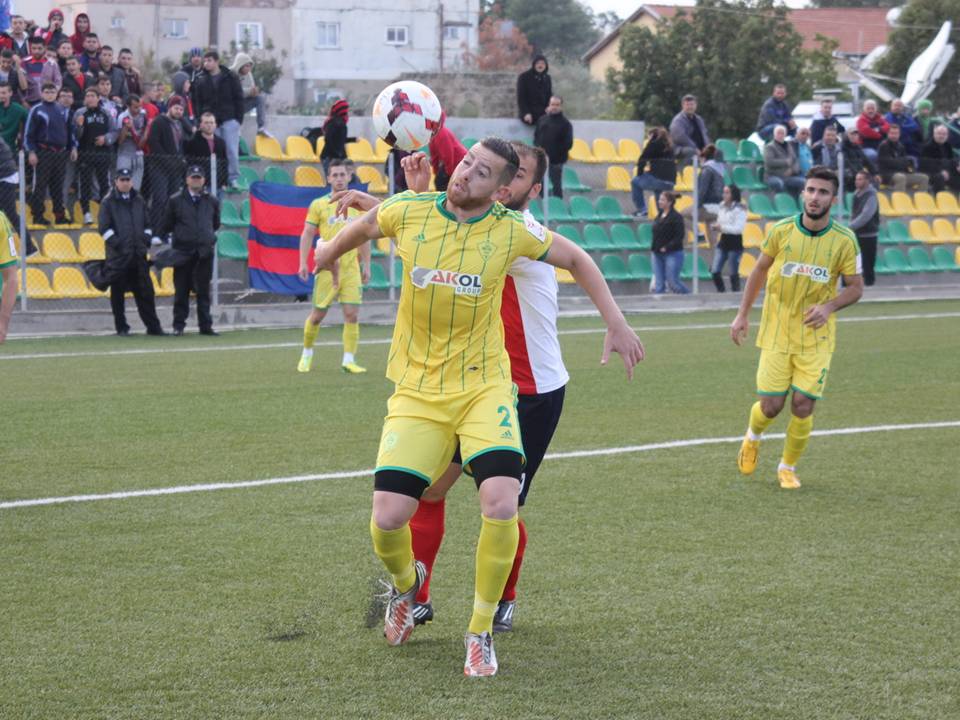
[500,210,569,396]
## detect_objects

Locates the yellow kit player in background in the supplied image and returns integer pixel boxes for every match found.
[297,158,371,374]
[0,212,19,344]
[315,137,644,677]
[731,166,863,489]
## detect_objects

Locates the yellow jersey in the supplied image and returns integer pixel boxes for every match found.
[0,212,17,269]
[377,191,553,394]
[306,196,362,270]
[757,214,861,354]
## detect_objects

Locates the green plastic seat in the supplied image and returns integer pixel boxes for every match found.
[582,224,613,250]
[594,195,630,222]
[392,258,404,287]
[220,201,245,227]
[528,199,544,224]
[907,246,936,272]
[264,166,292,185]
[460,137,477,148]
[773,193,799,216]
[738,139,763,163]
[886,220,914,245]
[610,224,638,249]
[681,254,712,280]
[627,252,653,279]
[748,194,779,218]
[878,224,894,245]
[882,248,910,274]
[545,197,572,222]
[366,263,390,289]
[717,138,746,164]
[635,223,653,250]
[239,136,259,160]
[563,166,591,192]
[932,246,960,271]
[555,224,582,246]
[600,254,630,281]
[216,230,248,260]
[569,195,598,221]
[226,165,259,193]
[732,166,765,191]
[240,199,251,224]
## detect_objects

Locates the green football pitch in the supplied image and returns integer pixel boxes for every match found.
[2,300,958,719]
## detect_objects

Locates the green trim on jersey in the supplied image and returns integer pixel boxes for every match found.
[792,213,834,237]
[434,192,496,225]
[0,260,16,269]
[791,384,823,400]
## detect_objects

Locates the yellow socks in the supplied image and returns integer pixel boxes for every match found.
[748,401,776,439]
[469,515,519,635]
[782,414,813,467]
[370,516,417,592]
[342,322,359,363]
[303,318,320,350]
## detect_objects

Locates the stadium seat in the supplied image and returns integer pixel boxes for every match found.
[78,232,105,260]
[53,267,101,298]
[932,246,960,271]
[563,166,591,192]
[26,268,61,298]
[886,220,914,244]
[674,195,693,214]
[627,252,652,279]
[907,246,936,272]
[256,135,290,161]
[600,254,630,281]
[773,193,798,217]
[43,233,84,262]
[264,166,292,185]
[366,263,390,290]
[582,224,611,250]
[555,224,582,246]
[150,269,174,298]
[933,218,960,243]
[878,224,892,245]
[217,231,248,260]
[647,195,658,220]
[314,137,325,157]
[229,166,259,194]
[908,219,936,244]
[674,166,694,192]
[593,138,624,163]
[606,166,632,192]
[220,201,246,227]
[569,195,598,221]
[935,191,960,215]
[568,138,596,163]
[912,192,939,216]
[743,222,764,248]
[392,258,403,287]
[874,251,894,275]
[608,224,636,249]
[357,166,388,194]
[748,194,779,219]
[883,247,911,273]
[890,191,919,216]
[681,254,711,280]
[373,237,391,257]
[238,136,258,160]
[286,135,318,161]
[347,138,380,164]
[373,138,391,163]
[636,223,653,250]
[546,197,572,222]
[528,199,544,223]
[26,247,50,264]
[555,267,575,284]
[732,166,765,191]
[618,138,641,162]
[240,199,251,224]
[877,193,894,217]
[738,139,763,163]
[716,138,746,164]
[594,196,631,222]
[295,165,325,187]
[739,251,756,277]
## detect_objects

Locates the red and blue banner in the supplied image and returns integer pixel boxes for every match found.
[247,180,367,295]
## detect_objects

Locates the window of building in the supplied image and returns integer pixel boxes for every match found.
[162,18,188,39]
[316,22,340,49]
[110,16,125,29]
[236,22,263,50]
[385,26,408,46]
[443,25,463,41]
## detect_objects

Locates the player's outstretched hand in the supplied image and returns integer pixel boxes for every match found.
[730,314,749,346]
[803,304,830,328]
[330,189,379,217]
[297,262,310,282]
[400,152,431,193]
[601,322,645,380]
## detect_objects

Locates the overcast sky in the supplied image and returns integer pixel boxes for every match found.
[584,0,810,20]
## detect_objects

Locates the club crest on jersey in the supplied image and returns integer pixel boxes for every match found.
[410,266,483,295]
[781,262,830,283]
[477,240,495,261]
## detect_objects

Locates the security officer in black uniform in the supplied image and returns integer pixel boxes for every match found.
[158,164,221,335]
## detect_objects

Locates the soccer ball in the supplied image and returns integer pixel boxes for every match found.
[372,80,443,152]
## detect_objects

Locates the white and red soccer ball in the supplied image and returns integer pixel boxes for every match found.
[372,80,443,152]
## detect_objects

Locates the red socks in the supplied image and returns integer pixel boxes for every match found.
[409,498,445,604]
[500,519,527,602]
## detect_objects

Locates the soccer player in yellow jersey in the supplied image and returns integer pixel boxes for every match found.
[0,212,19,344]
[731,166,863,489]
[315,137,644,677]
[296,159,371,374]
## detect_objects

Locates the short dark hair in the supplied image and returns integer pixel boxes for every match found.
[726,184,742,204]
[85,32,99,40]
[511,141,547,186]
[42,82,57,92]
[84,88,99,97]
[805,165,839,195]
[0,50,12,59]
[119,48,132,55]
[58,87,73,98]
[327,158,348,171]
[204,50,220,61]
[58,38,73,48]
[101,45,113,53]
[479,136,520,185]
[96,74,111,84]
[126,93,141,106]
[0,83,12,92]
[30,37,45,46]
[661,191,678,207]
[887,122,900,130]
[682,94,696,102]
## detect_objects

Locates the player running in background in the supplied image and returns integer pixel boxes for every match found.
[296,158,371,374]
[0,212,18,343]
[730,166,863,489]
[315,137,644,677]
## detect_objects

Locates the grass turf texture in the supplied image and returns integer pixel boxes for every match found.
[1,300,958,719]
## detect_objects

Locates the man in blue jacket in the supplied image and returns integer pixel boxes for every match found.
[24,82,76,225]
[756,84,797,142]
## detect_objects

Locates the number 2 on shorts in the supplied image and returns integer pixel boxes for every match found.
[496,405,512,428]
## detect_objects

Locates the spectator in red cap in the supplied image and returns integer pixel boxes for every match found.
[320,99,349,176]
[428,111,465,191]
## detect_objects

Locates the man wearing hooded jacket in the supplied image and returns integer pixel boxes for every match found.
[516,54,551,127]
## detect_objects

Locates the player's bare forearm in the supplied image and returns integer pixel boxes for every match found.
[736,257,772,319]
[316,208,382,268]
[827,276,863,313]
[298,225,316,269]
[0,267,18,343]
[359,238,372,269]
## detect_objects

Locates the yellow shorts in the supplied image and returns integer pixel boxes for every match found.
[313,267,362,309]
[375,382,524,484]
[757,350,832,400]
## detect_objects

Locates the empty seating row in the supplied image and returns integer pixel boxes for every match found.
[878,191,960,217]
[255,135,396,164]
[607,166,696,193]
[568,138,642,164]
[878,246,960,273]
[600,253,713,282]
[24,266,175,299]
[557,223,652,251]
[529,195,632,223]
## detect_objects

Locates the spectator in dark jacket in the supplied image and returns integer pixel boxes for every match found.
[516,54,551,127]
[756,84,797,141]
[533,95,573,197]
[88,168,165,335]
[631,126,675,216]
[670,94,709,164]
[0,50,29,104]
[809,97,844,145]
[919,124,960,192]
[812,126,841,172]
[24,82,74,224]
[884,98,922,158]
[682,144,725,247]
[61,55,92,110]
[320,99,349,175]
[74,87,113,223]
[117,48,142,97]
[97,46,127,102]
[877,124,928,192]
[23,36,61,105]
[158,164,220,336]
[763,125,805,195]
[651,191,689,294]
[0,135,34,253]
[78,32,101,75]
[145,95,188,237]
[35,9,68,49]
[0,81,28,149]
[841,128,877,187]
[428,112,466,192]
[193,50,243,186]
[184,111,227,189]
[847,170,879,286]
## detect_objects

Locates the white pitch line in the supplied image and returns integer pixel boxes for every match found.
[2,311,958,362]
[2,420,957,511]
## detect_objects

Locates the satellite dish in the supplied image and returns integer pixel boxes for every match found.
[901,21,954,106]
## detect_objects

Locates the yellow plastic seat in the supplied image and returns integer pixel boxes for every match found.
[739,252,757,277]
[912,192,939,216]
[161,267,175,295]
[647,195,657,219]
[890,191,918,216]
[357,166,388,194]
[592,138,624,163]
[374,138,392,163]
[294,165,325,187]
[931,218,960,243]
[674,195,693,213]
[555,267,575,284]
[78,232,105,260]
[568,138,595,163]
[743,222,764,249]
[376,237,392,254]
[908,219,936,244]
[285,136,318,161]
[618,138,641,162]
[605,166,631,192]
[53,266,101,298]
[26,249,51,264]
[255,135,290,161]
[314,137,325,158]
[43,232,84,262]
[26,268,61,298]
[674,166,694,192]
[151,268,174,297]
[347,138,380,164]
[877,193,895,217]
[935,191,960,215]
